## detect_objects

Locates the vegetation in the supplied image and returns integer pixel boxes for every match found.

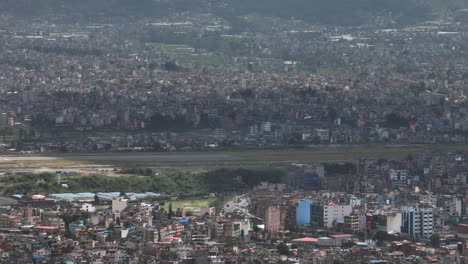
[276,242,290,255]
[385,113,412,129]
[430,233,441,248]
[0,168,286,196]
[373,230,391,246]
[203,168,284,193]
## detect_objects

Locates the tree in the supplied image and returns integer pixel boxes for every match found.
[253,225,260,233]
[107,223,115,241]
[430,233,441,248]
[277,242,289,255]
[168,203,174,219]
[328,106,338,121]
[94,194,100,205]
[374,230,389,246]
[164,61,180,72]
[385,113,410,129]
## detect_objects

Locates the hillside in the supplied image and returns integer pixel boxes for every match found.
[220,0,430,25]
[0,0,432,26]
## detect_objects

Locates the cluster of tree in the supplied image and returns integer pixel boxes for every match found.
[0,168,286,196]
[148,113,191,132]
[409,81,427,95]
[324,163,356,175]
[0,173,62,195]
[203,168,285,193]
[385,113,412,129]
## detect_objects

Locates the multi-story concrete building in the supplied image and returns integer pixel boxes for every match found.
[390,169,408,189]
[401,206,434,237]
[266,206,281,235]
[296,199,311,226]
[344,215,360,231]
[323,204,352,228]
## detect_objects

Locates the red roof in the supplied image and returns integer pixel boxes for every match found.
[330,234,353,239]
[34,226,59,230]
[292,237,318,242]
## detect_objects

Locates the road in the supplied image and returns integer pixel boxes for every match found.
[0,154,241,163]
[223,195,251,215]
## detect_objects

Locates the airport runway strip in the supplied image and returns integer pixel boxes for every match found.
[0,154,241,162]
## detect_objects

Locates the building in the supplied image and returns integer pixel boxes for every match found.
[265,206,281,235]
[323,203,352,228]
[356,158,376,193]
[311,202,324,227]
[0,113,7,127]
[316,129,330,141]
[401,206,434,237]
[112,197,128,213]
[344,215,360,232]
[390,169,408,188]
[0,214,20,228]
[386,212,402,233]
[81,203,96,213]
[443,196,462,218]
[457,224,468,256]
[296,199,311,226]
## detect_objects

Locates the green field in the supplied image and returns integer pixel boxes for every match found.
[228,144,468,163]
[146,43,228,66]
[176,53,228,66]
[0,144,467,170]
[166,198,215,210]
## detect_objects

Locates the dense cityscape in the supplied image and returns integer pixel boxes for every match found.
[1,0,468,263]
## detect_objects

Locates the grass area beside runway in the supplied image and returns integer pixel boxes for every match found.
[0,144,466,170]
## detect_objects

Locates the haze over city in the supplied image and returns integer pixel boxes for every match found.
[0,1,468,263]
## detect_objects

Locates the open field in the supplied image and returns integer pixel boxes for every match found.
[0,153,239,162]
[0,144,466,170]
[228,144,468,163]
[165,198,215,210]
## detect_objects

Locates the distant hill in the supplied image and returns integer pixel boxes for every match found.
[0,0,432,25]
[0,0,204,21]
[219,0,430,25]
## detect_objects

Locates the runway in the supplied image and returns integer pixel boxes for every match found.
[0,154,241,162]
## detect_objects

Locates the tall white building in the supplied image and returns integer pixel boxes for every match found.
[401,206,433,237]
[323,204,352,228]
[386,212,402,233]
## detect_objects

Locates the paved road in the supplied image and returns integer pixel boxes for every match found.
[223,195,252,216]
[0,154,241,162]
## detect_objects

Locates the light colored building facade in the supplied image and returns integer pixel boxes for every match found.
[323,204,352,228]
[401,206,434,237]
[266,206,281,235]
